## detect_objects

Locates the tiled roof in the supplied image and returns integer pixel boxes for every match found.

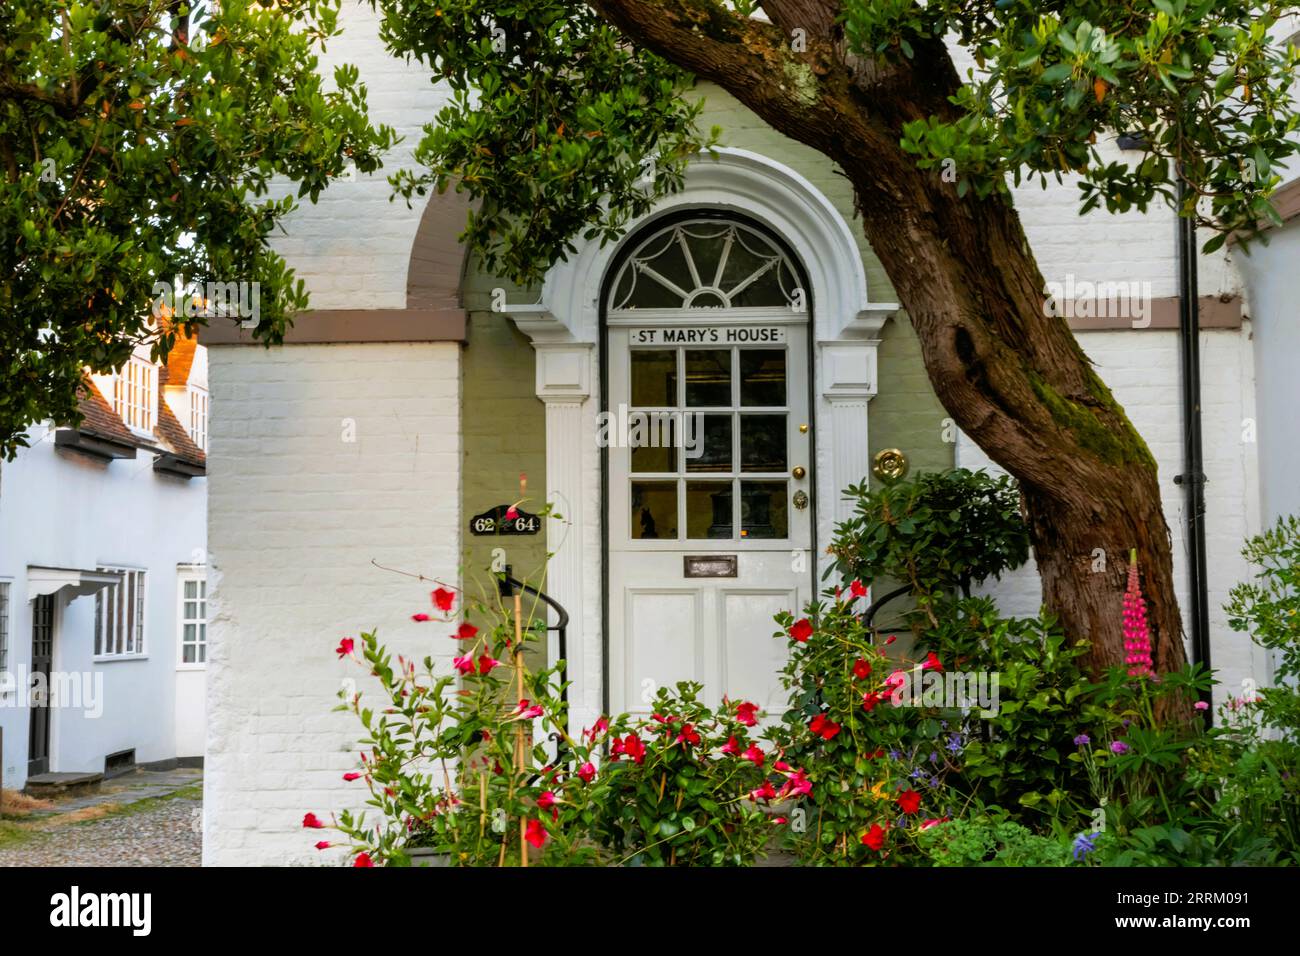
[71,380,138,447]
[66,352,206,471]
[154,399,206,468]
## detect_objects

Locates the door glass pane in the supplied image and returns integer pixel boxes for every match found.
[686,481,733,539]
[185,580,197,600]
[630,413,676,473]
[631,350,677,407]
[631,481,678,540]
[685,414,731,473]
[740,349,786,406]
[685,350,730,406]
[741,481,789,539]
[740,414,787,472]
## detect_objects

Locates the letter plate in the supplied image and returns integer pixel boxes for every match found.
[683,555,738,578]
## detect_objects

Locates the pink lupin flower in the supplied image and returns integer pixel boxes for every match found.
[1123,550,1154,679]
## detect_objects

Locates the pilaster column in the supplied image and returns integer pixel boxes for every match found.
[504,306,601,733]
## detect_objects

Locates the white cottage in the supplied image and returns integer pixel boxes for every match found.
[0,332,208,791]
[198,4,1297,864]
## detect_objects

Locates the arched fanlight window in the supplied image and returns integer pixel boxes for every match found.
[608,218,802,311]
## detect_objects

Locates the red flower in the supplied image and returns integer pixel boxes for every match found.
[343,772,362,782]
[721,734,742,755]
[808,714,841,740]
[749,781,778,802]
[861,692,880,712]
[741,744,766,768]
[853,658,872,680]
[353,852,374,868]
[302,813,325,829]
[452,654,475,675]
[735,701,759,726]
[525,819,548,848]
[676,723,702,747]
[577,762,597,783]
[788,618,814,643]
[477,654,502,675]
[896,789,922,814]
[505,505,520,521]
[431,588,456,612]
[861,823,887,851]
[849,579,868,598]
[314,841,331,850]
[620,733,646,764]
[778,768,813,799]
[511,700,544,719]
[411,613,431,622]
[335,638,354,659]
[922,652,943,673]
[455,622,479,640]
[884,635,897,645]
[537,791,557,810]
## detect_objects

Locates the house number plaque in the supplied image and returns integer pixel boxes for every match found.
[683,555,738,578]
[469,505,542,536]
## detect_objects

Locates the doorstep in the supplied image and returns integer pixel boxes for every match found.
[24,772,104,800]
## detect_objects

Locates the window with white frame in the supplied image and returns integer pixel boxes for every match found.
[188,386,208,451]
[112,357,156,433]
[178,570,207,665]
[94,568,147,657]
[0,582,9,678]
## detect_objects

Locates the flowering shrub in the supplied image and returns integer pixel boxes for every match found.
[313,585,794,866]
[768,597,962,865]
[590,683,776,866]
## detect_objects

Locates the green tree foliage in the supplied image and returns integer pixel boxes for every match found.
[0,0,397,458]
[365,0,1299,273]
[374,0,711,286]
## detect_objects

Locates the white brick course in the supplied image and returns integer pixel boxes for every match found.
[203,342,461,866]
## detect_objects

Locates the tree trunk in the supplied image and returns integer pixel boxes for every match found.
[590,2,1193,706]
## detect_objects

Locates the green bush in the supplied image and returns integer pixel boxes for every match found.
[918,815,1072,867]
[830,468,1029,605]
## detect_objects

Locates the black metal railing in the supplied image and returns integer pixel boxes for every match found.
[498,569,571,775]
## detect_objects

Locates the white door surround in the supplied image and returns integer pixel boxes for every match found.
[501,147,899,732]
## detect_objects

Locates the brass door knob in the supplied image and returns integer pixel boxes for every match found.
[791,466,806,480]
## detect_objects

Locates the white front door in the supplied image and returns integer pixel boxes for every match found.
[607,319,813,717]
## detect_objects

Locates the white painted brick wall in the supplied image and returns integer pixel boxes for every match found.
[956,330,1266,705]
[203,343,461,866]
[267,2,454,310]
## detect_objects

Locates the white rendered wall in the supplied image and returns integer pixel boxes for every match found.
[1235,221,1300,526]
[0,428,206,788]
[203,342,461,866]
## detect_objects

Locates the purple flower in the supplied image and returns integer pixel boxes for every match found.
[1110,741,1130,755]
[888,749,902,760]
[1073,734,1090,747]
[1072,831,1098,862]
[929,751,940,764]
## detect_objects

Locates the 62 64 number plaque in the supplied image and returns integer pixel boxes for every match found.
[469,505,542,536]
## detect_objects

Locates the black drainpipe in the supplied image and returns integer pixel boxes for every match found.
[1173,177,1213,721]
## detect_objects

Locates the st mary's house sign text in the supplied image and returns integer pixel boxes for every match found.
[469,505,542,536]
